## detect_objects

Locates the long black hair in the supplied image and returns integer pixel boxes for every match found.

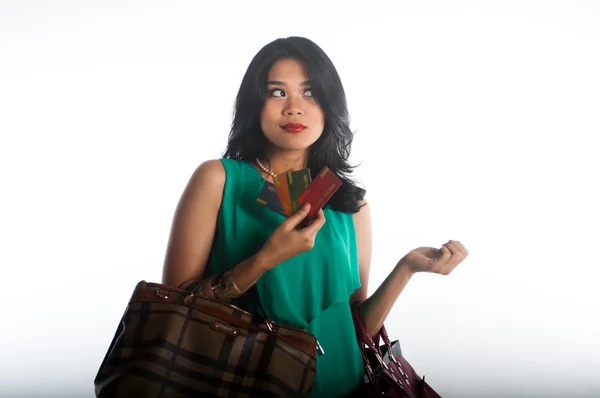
[223,36,366,214]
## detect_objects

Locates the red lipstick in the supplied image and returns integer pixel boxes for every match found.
[282,123,306,133]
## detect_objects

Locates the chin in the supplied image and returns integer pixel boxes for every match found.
[274,138,319,151]
[272,143,312,152]
[264,133,322,152]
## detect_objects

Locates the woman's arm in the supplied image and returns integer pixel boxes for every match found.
[162,160,272,295]
[350,201,414,337]
[350,201,468,337]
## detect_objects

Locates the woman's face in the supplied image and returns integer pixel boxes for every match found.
[260,58,325,153]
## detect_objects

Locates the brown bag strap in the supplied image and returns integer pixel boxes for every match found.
[178,275,274,330]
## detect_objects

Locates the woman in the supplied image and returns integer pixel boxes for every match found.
[162,36,468,397]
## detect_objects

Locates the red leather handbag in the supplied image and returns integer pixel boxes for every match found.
[352,303,442,398]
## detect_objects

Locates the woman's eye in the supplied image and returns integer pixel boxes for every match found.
[268,88,313,98]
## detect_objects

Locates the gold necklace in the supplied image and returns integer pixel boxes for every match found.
[255,158,276,178]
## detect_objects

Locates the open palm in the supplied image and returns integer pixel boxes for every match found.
[402,240,468,275]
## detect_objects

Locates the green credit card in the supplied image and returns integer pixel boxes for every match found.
[286,168,312,213]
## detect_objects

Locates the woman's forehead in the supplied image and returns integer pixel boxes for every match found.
[267,58,310,82]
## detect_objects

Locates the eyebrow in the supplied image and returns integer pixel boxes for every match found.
[267,80,311,86]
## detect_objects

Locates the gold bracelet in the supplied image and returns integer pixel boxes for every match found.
[211,270,244,301]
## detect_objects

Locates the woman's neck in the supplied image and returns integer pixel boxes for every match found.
[260,150,308,175]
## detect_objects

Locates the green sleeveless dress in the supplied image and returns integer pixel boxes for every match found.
[204,158,364,397]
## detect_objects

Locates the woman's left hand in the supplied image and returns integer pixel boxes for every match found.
[400,240,469,275]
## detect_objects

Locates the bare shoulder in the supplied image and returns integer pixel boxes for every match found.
[178,158,226,217]
[161,159,225,287]
[189,159,226,190]
[353,200,371,221]
[353,199,371,239]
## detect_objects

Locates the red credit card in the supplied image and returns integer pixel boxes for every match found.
[297,167,342,218]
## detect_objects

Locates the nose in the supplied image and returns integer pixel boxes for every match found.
[283,96,305,116]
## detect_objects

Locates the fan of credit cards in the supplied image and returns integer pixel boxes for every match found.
[256,166,342,221]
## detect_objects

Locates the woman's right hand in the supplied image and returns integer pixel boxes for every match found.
[258,203,326,270]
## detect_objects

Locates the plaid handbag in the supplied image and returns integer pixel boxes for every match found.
[351,303,442,398]
[94,280,317,398]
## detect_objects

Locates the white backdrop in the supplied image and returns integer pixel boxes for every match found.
[1,1,599,397]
